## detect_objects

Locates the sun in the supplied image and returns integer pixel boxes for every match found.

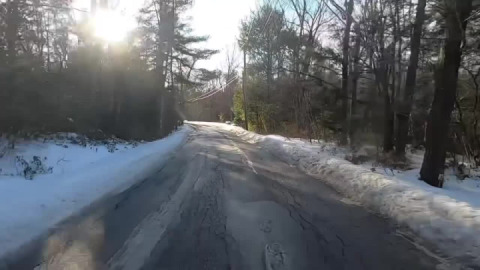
[93,9,133,42]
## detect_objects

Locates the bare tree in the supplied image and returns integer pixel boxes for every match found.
[420,0,474,187]
[348,22,361,146]
[340,0,354,145]
[395,0,427,157]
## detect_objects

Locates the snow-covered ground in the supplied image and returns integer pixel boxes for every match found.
[0,126,191,258]
[0,134,139,181]
[199,122,480,265]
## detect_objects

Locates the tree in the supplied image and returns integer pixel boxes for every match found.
[348,22,361,146]
[237,4,292,132]
[241,5,288,99]
[138,0,218,135]
[0,0,216,140]
[420,0,474,187]
[395,0,427,157]
[340,0,354,145]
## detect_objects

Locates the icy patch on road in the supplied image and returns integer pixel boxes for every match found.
[193,121,480,265]
[0,126,191,259]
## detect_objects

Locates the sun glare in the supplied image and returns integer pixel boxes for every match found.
[93,10,132,42]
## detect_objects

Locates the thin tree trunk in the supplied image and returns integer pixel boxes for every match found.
[341,0,354,144]
[154,1,169,136]
[377,10,394,152]
[6,0,19,67]
[395,0,427,156]
[170,0,177,129]
[396,0,403,101]
[46,11,51,72]
[243,49,249,131]
[113,65,124,135]
[157,50,167,135]
[420,0,473,187]
[267,43,272,101]
[384,89,395,152]
[349,23,361,146]
[290,0,306,130]
[154,0,176,136]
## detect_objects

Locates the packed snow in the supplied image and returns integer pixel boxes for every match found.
[0,126,191,258]
[198,121,480,265]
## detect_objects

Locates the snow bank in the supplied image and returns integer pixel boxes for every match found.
[0,126,191,258]
[204,122,480,265]
[0,134,138,181]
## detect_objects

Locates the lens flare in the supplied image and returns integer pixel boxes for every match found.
[93,9,132,42]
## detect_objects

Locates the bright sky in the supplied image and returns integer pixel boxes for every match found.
[73,0,257,69]
[187,0,257,69]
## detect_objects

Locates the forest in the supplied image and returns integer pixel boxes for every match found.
[2,0,480,188]
[215,0,480,188]
[0,0,221,140]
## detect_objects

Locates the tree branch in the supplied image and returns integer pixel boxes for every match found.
[280,66,340,89]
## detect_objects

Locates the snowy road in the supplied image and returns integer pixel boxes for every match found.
[6,123,447,269]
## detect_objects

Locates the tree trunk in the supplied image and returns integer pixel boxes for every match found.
[377,11,394,152]
[420,0,473,187]
[6,0,19,67]
[267,45,272,101]
[290,0,306,130]
[395,0,427,156]
[395,0,403,102]
[384,91,395,152]
[113,66,124,135]
[382,60,394,152]
[46,11,51,72]
[340,0,354,144]
[156,44,167,136]
[155,0,175,137]
[349,23,361,146]
[5,0,20,104]
[242,49,249,131]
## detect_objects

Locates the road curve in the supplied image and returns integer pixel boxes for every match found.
[4,123,449,270]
